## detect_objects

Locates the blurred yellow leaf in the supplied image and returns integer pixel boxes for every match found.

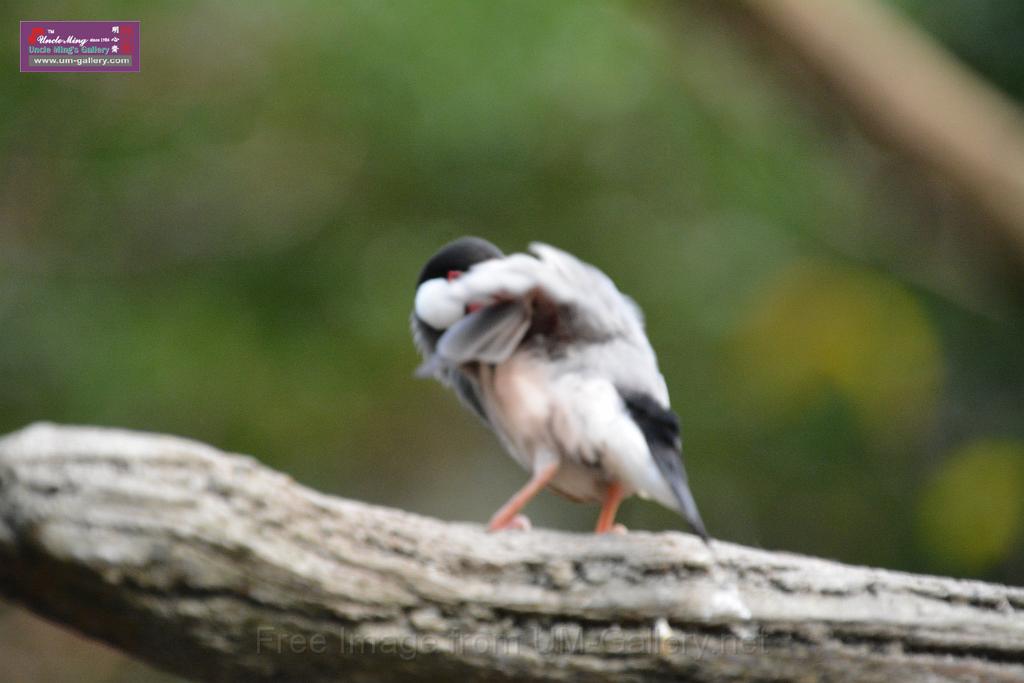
[917,440,1024,574]
[731,261,942,442]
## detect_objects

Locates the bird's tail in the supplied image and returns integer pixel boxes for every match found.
[669,476,709,543]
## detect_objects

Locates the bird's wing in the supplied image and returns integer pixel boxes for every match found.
[436,299,531,365]
[438,243,669,406]
[445,242,647,345]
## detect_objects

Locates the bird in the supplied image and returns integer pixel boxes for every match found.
[411,236,708,539]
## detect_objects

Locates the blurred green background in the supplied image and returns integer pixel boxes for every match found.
[2,0,1023,680]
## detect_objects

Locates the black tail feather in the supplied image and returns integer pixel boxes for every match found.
[620,391,710,542]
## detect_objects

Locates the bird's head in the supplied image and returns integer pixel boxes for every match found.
[414,236,502,331]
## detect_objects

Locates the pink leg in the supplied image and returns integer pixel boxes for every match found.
[488,462,559,532]
[595,481,625,534]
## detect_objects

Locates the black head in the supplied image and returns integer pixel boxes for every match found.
[417,237,503,287]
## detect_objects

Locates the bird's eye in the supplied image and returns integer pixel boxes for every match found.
[447,270,462,282]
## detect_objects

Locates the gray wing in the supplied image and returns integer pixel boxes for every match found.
[436,299,531,365]
[446,244,648,344]
[445,243,669,405]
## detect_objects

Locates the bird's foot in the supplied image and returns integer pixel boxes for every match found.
[597,523,628,535]
[488,513,532,532]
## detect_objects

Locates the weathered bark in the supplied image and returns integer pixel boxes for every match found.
[0,423,1021,682]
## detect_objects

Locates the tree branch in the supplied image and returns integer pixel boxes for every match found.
[721,0,1024,259]
[0,423,1021,682]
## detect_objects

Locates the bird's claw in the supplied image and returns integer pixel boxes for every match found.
[488,513,532,532]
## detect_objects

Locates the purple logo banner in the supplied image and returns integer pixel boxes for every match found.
[21,21,140,73]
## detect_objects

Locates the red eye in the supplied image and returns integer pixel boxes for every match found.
[447,270,462,282]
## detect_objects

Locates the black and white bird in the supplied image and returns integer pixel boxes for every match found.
[411,237,708,539]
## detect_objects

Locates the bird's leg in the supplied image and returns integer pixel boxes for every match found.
[488,461,559,532]
[595,480,625,533]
